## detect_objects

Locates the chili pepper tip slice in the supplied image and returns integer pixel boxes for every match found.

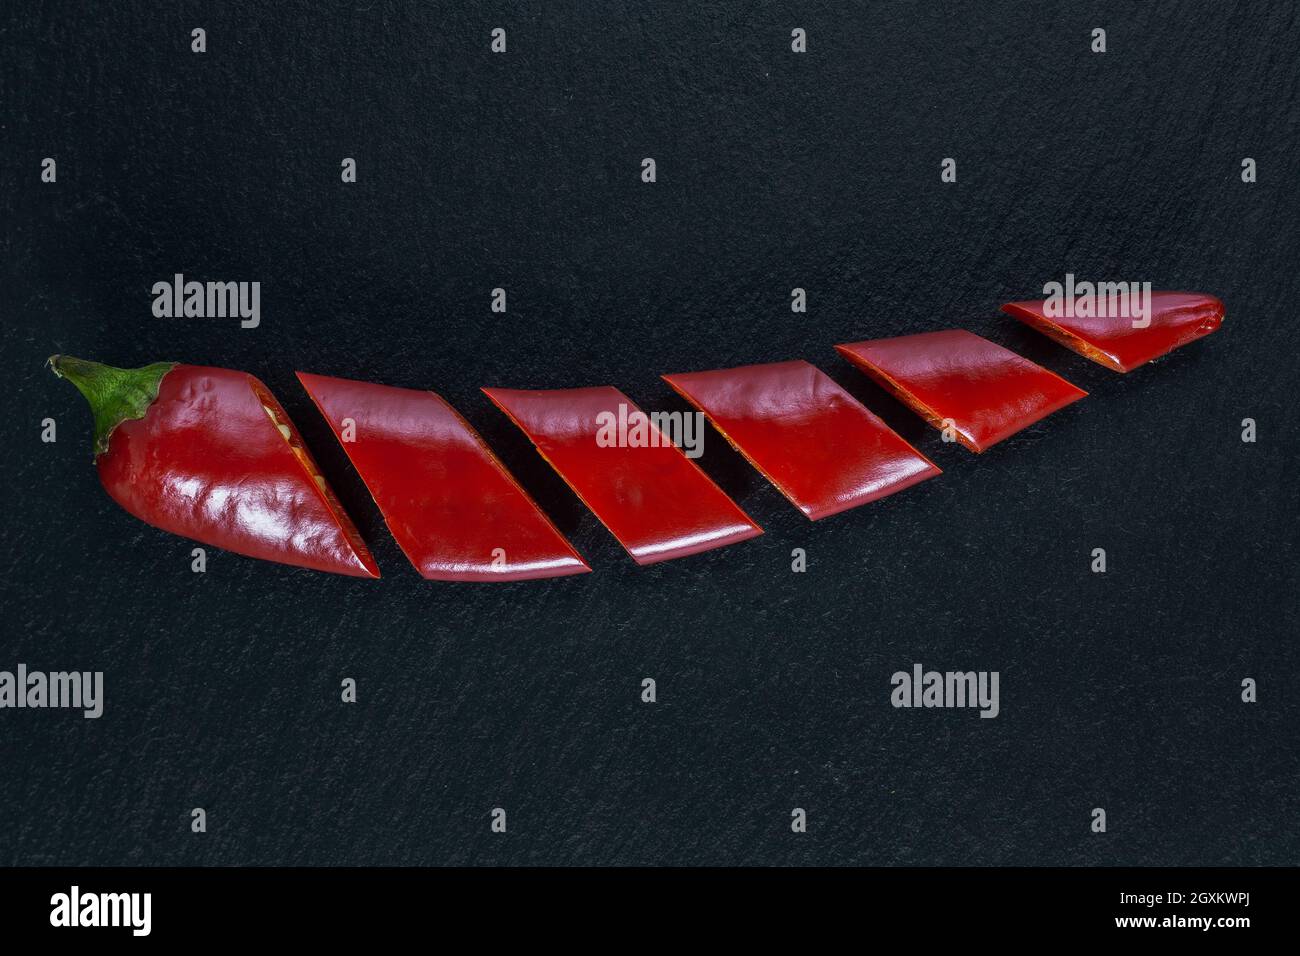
[835,330,1088,453]
[297,372,590,582]
[482,385,762,565]
[50,356,379,577]
[662,360,940,520]
[1001,291,1224,372]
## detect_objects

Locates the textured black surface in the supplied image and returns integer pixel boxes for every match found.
[2,1,1298,866]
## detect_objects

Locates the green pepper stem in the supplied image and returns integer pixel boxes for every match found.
[48,355,177,456]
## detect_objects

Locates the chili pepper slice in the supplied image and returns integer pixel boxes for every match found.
[49,356,379,577]
[481,386,762,565]
[297,372,590,581]
[661,360,941,519]
[835,330,1088,453]
[1000,291,1224,372]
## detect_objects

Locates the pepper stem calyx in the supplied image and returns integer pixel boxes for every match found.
[48,355,177,457]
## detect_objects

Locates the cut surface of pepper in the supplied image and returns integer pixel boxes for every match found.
[50,356,379,578]
[835,330,1088,453]
[297,372,590,581]
[662,360,940,519]
[1000,291,1224,372]
[482,385,762,565]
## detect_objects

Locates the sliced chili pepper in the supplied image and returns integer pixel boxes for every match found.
[50,355,379,577]
[835,330,1088,453]
[297,372,590,581]
[661,360,941,520]
[1001,291,1224,372]
[482,386,762,565]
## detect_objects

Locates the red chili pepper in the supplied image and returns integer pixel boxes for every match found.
[835,330,1088,453]
[297,372,590,581]
[1001,291,1224,372]
[50,356,379,577]
[482,386,762,565]
[662,360,941,519]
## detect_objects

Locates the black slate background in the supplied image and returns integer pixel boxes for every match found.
[2,1,1298,866]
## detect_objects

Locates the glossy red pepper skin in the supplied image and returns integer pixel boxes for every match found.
[297,372,590,581]
[93,364,379,577]
[482,386,762,565]
[835,330,1088,453]
[662,360,941,520]
[1001,291,1224,373]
